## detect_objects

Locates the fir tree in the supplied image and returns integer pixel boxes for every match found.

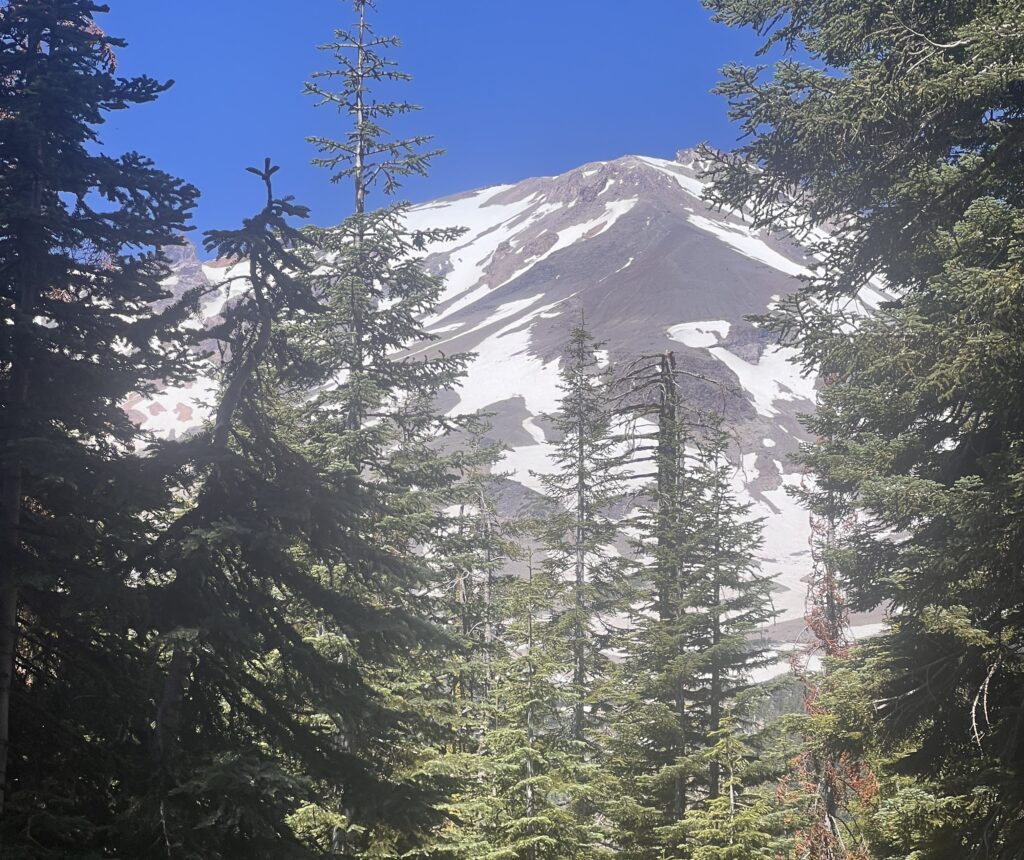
[135,162,379,857]
[678,714,796,860]
[535,322,634,745]
[292,2,497,852]
[703,0,1024,854]
[126,161,451,858]
[613,354,776,859]
[0,0,198,848]
[785,390,875,860]
[527,320,634,847]
[436,553,604,860]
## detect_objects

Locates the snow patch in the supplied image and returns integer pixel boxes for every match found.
[708,345,816,418]
[667,320,731,348]
[687,213,809,278]
[634,155,707,198]
[549,198,639,254]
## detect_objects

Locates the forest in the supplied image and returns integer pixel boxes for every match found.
[1,0,1023,857]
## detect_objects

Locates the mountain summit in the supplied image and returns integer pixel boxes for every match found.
[402,151,824,629]
[144,150,885,635]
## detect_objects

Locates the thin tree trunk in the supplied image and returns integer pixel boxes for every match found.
[525,553,536,818]
[709,499,723,799]
[573,397,587,742]
[479,485,495,699]
[709,585,722,799]
[673,682,687,820]
[353,1,366,219]
[657,353,689,820]
[343,0,369,439]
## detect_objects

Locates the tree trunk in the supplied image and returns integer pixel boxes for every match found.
[709,559,722,798]
[709,463,724,799]
[573,400,587,742]
[525,554,536,818]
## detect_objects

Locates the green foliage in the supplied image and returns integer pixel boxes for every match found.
[136,162,453,858]
[428,324,634,859]
[703,0,1024,854]
[613,353,777,857]
[305,0,441,209]
[285,3,502,854]
[0,1,198,852]
[533,321,637,747]
[675,716,797,860]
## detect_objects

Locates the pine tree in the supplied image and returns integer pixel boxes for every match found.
[136,161,452,857]
[298,0,465,460]
[291,2,500,853]
[527,321,634,846]
[535,322,634,745]
[434,552,604,860]
[613,354,776,859]
[786,390,875,860]
[0,0,198,848]
[430,430,519,748]
[702,0,1024,854]
[678,714,796,860]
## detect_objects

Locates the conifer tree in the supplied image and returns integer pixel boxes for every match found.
[525,321,634,847]
[613,354,775,858]
[434,552,605,860]
[430,431,519,745]
[422,325,632,858]
[298,0,471,603]
[785,391,874,860]
[0,0,198,847]
[133,161,449,857]
[535,322,634,745]
[678,714,796,860]
[299,0,465,448]
[293,2,498,852]
[703,0,1024,854]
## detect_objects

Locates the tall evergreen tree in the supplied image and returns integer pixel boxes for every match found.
[0,1,198,848]
[703,0,1024,854]
[526,321,634,848]
[535,322,634,747]
[298,0,471,593]
[435,548,608,860]
[299,0,464,451]
[614,354,775,858]
[678,714,796,860]
[786,391,875,860]
[134,161,456,858]
[293,1,499,853]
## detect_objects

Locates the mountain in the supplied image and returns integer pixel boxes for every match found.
[137,149,888,647]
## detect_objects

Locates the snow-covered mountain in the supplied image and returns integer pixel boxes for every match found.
[403,150,821,631]
[139,149,884,640]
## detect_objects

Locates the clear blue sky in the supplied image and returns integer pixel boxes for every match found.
[99,1,768,240]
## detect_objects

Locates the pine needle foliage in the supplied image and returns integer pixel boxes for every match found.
[0,0,197,851]
[613,354,777,858]
[702,0,1024,854]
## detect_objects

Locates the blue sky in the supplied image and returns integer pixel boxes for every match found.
[100,1,768,239]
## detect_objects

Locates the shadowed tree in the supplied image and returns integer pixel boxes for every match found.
[0,1,198,848]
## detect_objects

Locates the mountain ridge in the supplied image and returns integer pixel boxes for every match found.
[140,149,886,648]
